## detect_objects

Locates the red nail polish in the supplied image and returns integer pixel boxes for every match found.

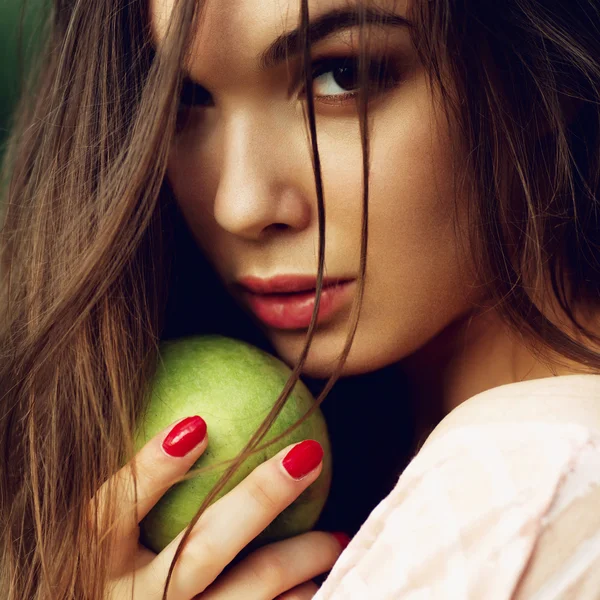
[162,416,207,457]
[282,440,323,479]
[331,532,351,551]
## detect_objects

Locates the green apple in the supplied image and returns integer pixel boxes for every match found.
[135,335,332,554]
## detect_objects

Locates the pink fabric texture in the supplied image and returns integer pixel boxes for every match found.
[314,376,600,599]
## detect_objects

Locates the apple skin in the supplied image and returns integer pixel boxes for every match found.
[135,335,333,554]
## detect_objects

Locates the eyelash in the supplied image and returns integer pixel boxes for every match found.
[177,54,401,110]
[302,55,402,104]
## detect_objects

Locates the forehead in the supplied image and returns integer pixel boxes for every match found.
[150,0,409,78]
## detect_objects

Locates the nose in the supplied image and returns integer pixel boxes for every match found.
[213,113,312,241]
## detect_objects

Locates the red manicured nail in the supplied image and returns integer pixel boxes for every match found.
[331,532,351,551]
[282,440,323,480]
[162,416,207,458]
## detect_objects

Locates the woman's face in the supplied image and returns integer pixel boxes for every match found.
[152,0,477,378]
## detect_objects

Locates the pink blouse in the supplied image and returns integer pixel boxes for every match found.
[314,375,600,599]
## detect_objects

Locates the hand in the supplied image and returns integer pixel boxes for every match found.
[196,529,346,600]
[89,415,345,599]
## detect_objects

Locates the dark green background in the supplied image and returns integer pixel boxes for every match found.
[0,0,49,152]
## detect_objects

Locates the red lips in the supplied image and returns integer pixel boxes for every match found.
[238,275,354,295]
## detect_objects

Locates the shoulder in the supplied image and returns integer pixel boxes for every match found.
[421,374,600,451]
[315,379,600,598]
[415,374,600,599]
[513,466,600,598]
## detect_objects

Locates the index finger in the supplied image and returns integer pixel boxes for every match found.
[89,416,209,545]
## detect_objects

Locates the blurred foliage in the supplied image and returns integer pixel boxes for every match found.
[0,0,50,152]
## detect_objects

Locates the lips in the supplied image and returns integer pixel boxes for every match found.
[237,275,354,295]
[236,276,356,330]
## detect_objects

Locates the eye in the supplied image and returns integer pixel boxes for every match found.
[307,55,402,102]
[178,78,213,108]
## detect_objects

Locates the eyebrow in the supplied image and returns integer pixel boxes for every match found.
[259,6,412,70]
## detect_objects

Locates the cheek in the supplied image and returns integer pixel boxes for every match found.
[371,129,459,270]
[296,93,473,376]
[168,124,219,198]
[166,133,222,246]
[366,106,476,359]
[368,102,470,309]
[372,87,457,236]
[319,92,464,288]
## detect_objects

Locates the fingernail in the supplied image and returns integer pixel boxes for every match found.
[331,532,351,551]
[282,440,323,480]
[162,416,207,457]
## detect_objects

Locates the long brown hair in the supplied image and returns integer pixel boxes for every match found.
[1,0,600,597]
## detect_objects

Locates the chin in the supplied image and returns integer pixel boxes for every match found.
[267,325,406,380]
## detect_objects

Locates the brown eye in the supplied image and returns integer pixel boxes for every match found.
[315,57,359,92]
[179,78,213,108]
[308,55,402,100]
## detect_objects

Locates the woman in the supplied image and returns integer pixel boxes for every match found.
[2,0,600,597]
